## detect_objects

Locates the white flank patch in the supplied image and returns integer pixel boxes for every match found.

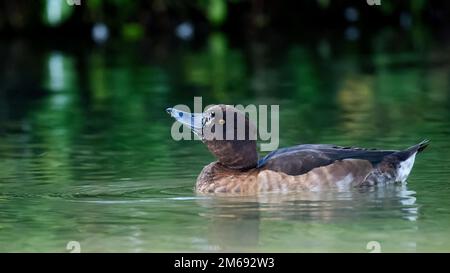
[397,152,417,182]
[336,174,354,191]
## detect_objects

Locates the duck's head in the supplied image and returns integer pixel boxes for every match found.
[166,105,258,170]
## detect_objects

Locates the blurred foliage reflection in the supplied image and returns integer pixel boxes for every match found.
[0,0,450,253]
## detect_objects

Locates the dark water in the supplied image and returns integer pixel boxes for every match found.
[1,32,450,252]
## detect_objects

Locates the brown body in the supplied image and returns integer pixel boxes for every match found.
[197,159,377,195]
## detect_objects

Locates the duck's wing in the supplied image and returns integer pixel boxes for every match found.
[257,144,397,176]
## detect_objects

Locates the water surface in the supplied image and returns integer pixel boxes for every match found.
[1,32,450,252]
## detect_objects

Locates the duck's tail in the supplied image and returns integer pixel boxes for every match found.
[391,140,429,182]
[409,139,430,153]
[363,140,429,185]
[395,139,430,161]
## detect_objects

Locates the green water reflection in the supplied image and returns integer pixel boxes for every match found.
[0,31,449,252]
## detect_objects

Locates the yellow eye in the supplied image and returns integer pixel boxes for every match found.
[218,119,225,125]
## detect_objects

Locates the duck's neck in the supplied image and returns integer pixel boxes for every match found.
[205,140,259,170]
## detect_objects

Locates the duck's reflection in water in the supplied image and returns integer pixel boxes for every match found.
[196,184,418,250]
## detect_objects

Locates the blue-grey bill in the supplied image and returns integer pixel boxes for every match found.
[166,108,203,136]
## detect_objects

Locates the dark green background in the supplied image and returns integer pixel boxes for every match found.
[0,0,449,252]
